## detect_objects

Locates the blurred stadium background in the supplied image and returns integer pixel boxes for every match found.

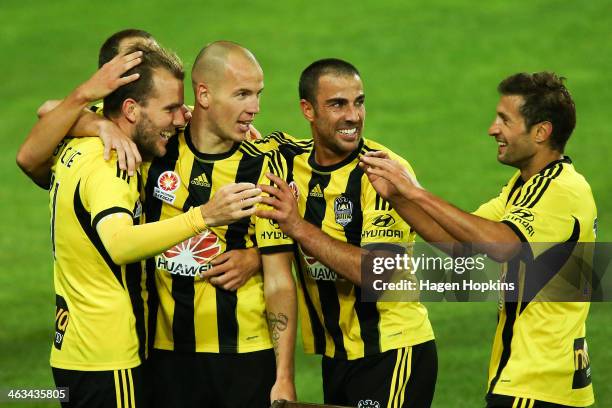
[1,0,610,406]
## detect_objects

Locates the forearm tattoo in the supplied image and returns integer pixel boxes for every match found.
[267,312,289,357]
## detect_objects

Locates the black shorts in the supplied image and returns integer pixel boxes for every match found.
[486,393,581,408]
[52,366,143,408]
[322,340,437,408]
[149,348,276,408]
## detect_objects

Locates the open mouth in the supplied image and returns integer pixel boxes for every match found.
[238,120,252,133]
[160,130,175,141]
[337,127,359,140]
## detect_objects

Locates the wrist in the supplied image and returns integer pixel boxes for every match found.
[288,218,307,240]
[69,85,95,107]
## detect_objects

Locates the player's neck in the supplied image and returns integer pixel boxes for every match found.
[519,149,563,181]
[190,110,236,154]
[313,147,352,167]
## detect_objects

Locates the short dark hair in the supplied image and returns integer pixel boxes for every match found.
[498,72,576,152]
[98,29,154,68]
[299,58,360,105]
[103,44,184,119]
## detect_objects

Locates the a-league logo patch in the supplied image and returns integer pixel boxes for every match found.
[334,195,353,227]
[154,171,180,204]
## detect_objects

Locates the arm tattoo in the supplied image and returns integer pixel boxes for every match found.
[267,312,289,357]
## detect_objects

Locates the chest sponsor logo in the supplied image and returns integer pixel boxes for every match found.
[154,171,181,205]
[361,229,404,239]
[54,295,69,350]
[156,230,221,277]
[191,173,211,188]
[372,214,395,228]
[300,247,339,281]
[334,195,353,227]
[510,208,534,222]
[309,184,324,198]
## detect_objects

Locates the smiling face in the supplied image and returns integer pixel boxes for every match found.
[488,94,538,168]
[204,54,264,143]
[132,68,185,160]
[302,73,365,164]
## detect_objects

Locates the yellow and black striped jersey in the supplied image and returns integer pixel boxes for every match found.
[254,132,434,360]
[49,137,148,371]
[144,124,292,353]
[474,157,596,406]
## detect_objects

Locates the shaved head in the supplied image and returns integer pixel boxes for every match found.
[191,40,261,91]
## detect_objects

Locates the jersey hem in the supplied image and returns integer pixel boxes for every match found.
[302,333,435,360]
[50,358,140,371]
[153,341,273,353]
[492,385,594,407]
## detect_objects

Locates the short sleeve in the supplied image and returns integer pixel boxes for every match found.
[501,181,576,243]
[361,154,414,245]
[255,151,294,254]
[83,158,140,228]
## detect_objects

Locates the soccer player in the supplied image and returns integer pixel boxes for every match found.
[50,40,298,407]
[16,44,263,408]
[143,41,296,408]
[360,72,596,407]
[256,59,437,408]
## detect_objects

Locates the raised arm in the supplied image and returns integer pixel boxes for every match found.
[360,152,520,261]
[97,182,264,265]
[16,51,143,187]
[257,172,365,285]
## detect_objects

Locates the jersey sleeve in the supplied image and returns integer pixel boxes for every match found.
[361,153,414,245]
[255,150,294,254]
[472,178,516,221]
[500,180,576,243]
[82,158,140,228]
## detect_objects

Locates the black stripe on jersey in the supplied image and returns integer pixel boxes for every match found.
[144,134,180,350]
[239,140,265,158]
[525,164,563,208]
[126,260,146,361]
[515,170,548,208]
[508,177,526,206]
[115,162,129,181]
[304,172,348,359]
[344,163,382,355]
[73,181,124,287]
[519,218,580,315]
[267,150,284,179]
[92,207,133,228]
[295,247,327,354]
[171,160,216,352]
[487,258,521,394]
[218,153,266,353]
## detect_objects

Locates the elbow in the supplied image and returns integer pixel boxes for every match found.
[37,100,59,118]
[105,246,132,266]
[16,149,34,176]
[485,242,521,263]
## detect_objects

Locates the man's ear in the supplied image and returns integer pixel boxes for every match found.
[122,99,139,123]
[534,121,553,143]
[300,99,315,123]
[196,82,210,109]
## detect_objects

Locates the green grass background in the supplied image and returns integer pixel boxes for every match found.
[1,0,610,406]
